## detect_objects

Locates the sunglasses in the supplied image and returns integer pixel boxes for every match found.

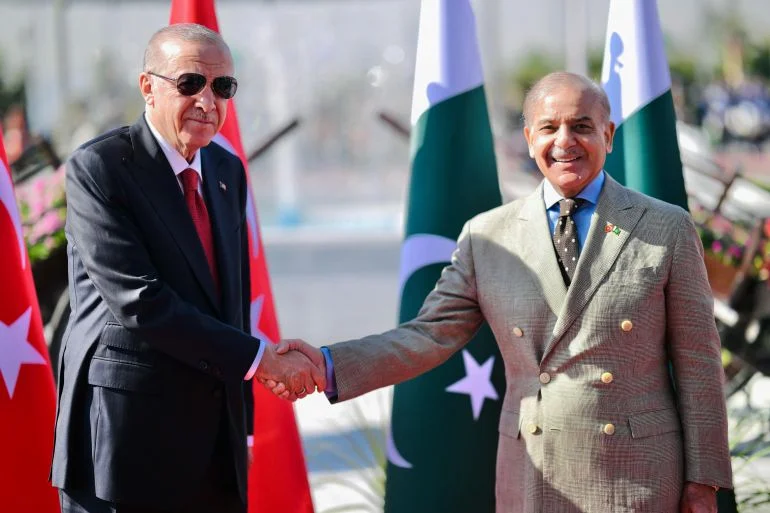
[148,71,238,100]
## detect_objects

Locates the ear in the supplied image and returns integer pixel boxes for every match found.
[523,125,535,158]
[604,120,616,153]
[139,72,154,107]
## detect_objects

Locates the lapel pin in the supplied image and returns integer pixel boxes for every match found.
[219,181,227,192]
[605,222,621,236]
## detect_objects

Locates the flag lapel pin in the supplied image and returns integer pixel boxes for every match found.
[605,222,621,236]
[219,181,227,192]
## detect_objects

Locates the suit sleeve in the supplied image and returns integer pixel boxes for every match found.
[665,212,733,489]
[329,220,485,402]
[239,161,255,434]
[65,146,260,382]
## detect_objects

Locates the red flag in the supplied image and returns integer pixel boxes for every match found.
[169,3,315,512]
[0,132,59,510]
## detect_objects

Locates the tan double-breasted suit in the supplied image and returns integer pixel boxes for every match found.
[328,175,732,512]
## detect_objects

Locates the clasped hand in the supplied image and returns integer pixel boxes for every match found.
[256,339,324,402]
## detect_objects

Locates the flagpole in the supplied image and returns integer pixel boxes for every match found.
[475,0,502,124]
[259,25,300,226]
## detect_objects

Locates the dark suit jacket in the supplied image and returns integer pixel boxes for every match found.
[51,116,261,508]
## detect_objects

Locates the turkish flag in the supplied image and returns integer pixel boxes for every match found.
[169,3,315,512]
[0,133,59,510]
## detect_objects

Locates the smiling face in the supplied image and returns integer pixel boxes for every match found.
[140,38,232,161]
[523,81,615,198]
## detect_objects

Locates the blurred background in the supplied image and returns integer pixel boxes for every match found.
[4,0,770,231]
[4,0,770,511]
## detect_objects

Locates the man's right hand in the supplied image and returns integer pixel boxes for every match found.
[261,339,325,401]
[255,342,325,401]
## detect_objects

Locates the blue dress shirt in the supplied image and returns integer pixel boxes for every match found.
[543,171,605,251]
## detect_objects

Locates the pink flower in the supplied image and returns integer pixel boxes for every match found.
[28,210,64,243]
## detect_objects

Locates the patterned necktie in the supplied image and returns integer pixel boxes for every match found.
[552,198,584,286]
[180,168,220,294]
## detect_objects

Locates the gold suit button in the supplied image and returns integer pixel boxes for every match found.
[600,372,614,384]
[603,423,616,435]
[513,326,524,337]
[621,320,633,332]
[539,372,551,384]
[527,423,539,434]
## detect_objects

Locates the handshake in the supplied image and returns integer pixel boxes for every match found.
[255,339,327,402]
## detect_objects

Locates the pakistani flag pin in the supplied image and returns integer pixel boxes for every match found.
[605,222,621,236]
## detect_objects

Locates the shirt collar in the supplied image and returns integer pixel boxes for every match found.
[543,170,605,210]
[145,113,203,182]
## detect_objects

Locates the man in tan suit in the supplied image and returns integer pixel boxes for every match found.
[268,72,732,512]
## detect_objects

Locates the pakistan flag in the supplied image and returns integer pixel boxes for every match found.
[601,1,737,511]
[600,0,687,208]
[383,1,504,512]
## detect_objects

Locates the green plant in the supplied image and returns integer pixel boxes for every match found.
[692,204,770,277]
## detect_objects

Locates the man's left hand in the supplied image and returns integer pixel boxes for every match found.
[680,482,717,513]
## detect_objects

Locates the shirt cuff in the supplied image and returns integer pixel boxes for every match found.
[320,346,338,400]
[244,340,266,380]
[247,435,254,448]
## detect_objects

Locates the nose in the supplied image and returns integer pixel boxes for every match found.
[195,85,216,112]
[554,125,575,148]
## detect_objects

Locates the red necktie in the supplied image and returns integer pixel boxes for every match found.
[180,168,220,294]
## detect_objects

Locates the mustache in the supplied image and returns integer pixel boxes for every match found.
[186,110,217,123]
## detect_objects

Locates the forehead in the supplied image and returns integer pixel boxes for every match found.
[532,86,601,123]
[160,39,233,75]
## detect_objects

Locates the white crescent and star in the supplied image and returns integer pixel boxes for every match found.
[389,233,457,469]
[0,158,26,269]
[388,233,499,469]
[0,308,47,398]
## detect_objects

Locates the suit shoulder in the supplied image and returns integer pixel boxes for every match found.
[66,127,132,190]
[467,198,525,232]
[75,126,132,156]
[625,186,690,223]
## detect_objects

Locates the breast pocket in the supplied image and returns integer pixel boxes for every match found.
[593,266,662,310]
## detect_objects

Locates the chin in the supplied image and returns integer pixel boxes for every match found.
[185,132,216,149]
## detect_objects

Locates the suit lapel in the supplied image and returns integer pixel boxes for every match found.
[516,183,567,317]
[201,149,238,322]
[128,119,220,314]
[543,176,645,359]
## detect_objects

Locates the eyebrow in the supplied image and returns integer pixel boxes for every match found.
[535,115,594,127]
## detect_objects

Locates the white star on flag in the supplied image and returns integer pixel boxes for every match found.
[250,295,274,344]
[445,350,498,420]
[0,308,47,398]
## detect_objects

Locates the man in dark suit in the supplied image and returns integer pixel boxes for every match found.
[50,23,323,513]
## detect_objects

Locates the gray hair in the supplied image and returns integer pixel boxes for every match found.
[522,71,610,126]
[143,23,230,72]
